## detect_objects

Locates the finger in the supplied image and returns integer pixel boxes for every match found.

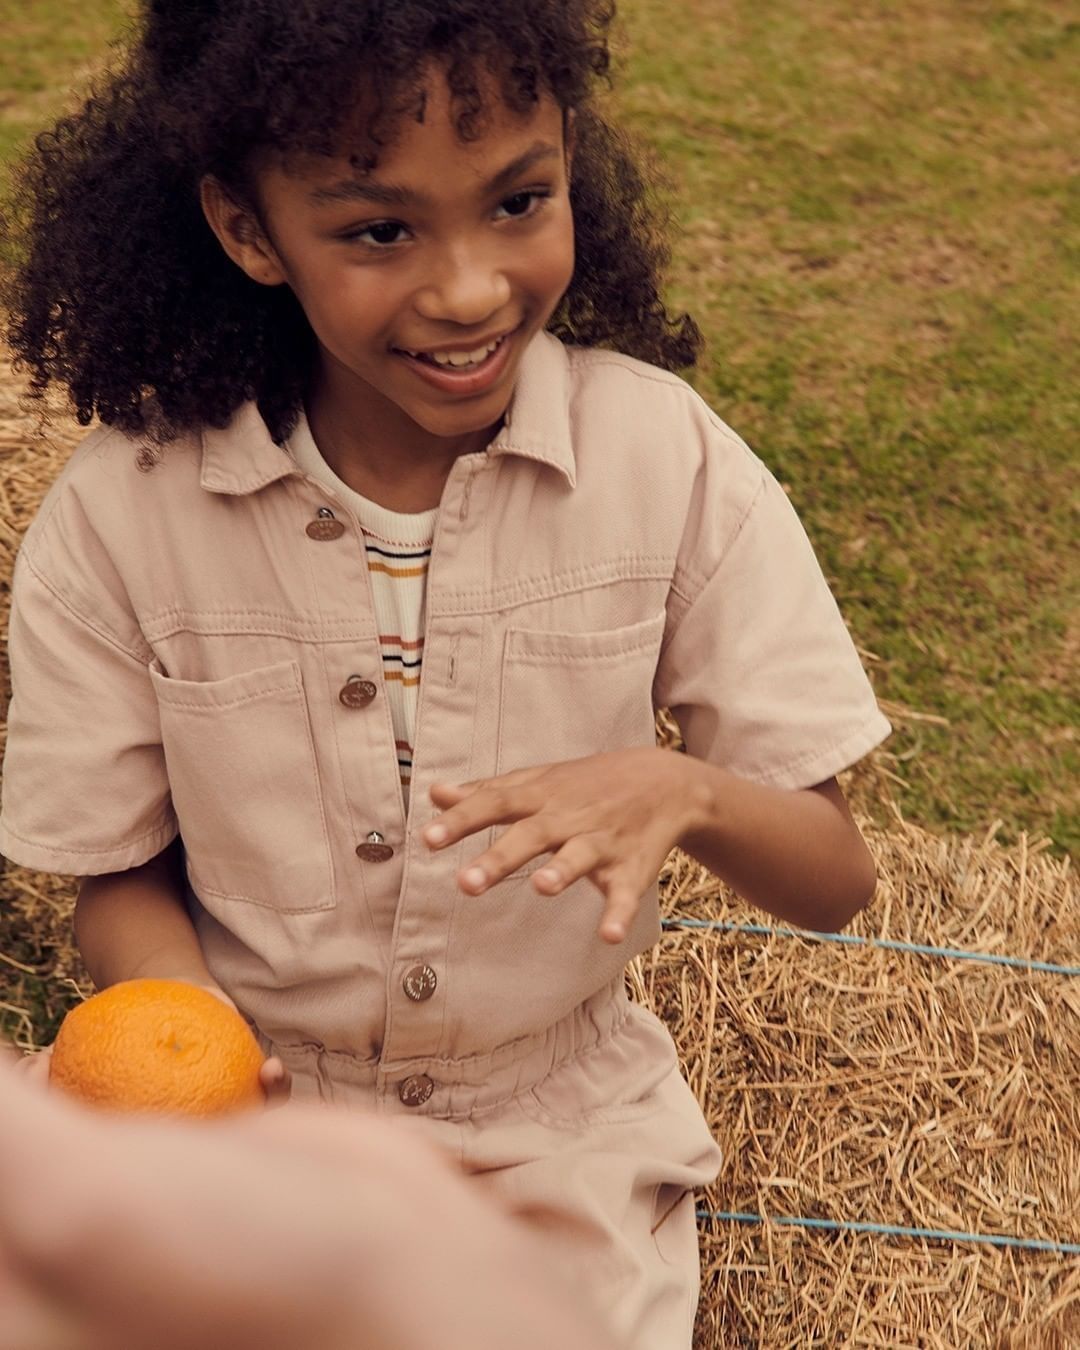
[423,782,538,852]
[428,764,544,808]
[259,1057,292,1109]
[427,780,476,806]
[251,1100,460,1178]
[531,833,608,895]
[454,816,572,893]
[597,878,643,945]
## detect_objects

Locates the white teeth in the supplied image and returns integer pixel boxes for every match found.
[407,338,501,368]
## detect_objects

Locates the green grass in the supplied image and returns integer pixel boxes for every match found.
[618,0,1078,852]
[0,0,132,166]
[0,0,1076,852]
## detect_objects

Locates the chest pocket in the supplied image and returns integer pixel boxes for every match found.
[489,610,668,875]
[149,659,335,912]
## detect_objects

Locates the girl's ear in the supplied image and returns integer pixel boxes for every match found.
[199,176,287,287]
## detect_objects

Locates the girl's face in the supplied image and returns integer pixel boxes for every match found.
[206,70,575,458]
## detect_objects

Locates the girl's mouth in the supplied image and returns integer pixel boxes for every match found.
[392,328,518,397]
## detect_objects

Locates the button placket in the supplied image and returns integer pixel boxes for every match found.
[379,460,489,1094]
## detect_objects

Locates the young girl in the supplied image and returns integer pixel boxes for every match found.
[0,2,890,1345]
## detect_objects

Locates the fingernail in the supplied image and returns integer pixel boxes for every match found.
[426,823,448,845]
[463,866,486,889]
[604,922,626,942]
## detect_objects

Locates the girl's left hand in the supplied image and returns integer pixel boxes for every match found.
[260,1057,292,1109]
[424,747,704,945]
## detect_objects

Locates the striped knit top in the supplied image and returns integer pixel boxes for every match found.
[288,415,435,814]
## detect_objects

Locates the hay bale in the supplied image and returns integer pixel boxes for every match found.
[1,355,1077,1345]
[641,830,1079,1346]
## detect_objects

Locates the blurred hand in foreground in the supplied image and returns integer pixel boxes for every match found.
[0,1051,621,1350]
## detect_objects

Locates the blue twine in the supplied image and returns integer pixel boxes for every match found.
[698,1210,1080,1256]
[661,918,1080,977]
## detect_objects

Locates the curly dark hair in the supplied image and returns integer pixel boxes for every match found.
[2,0,702,447]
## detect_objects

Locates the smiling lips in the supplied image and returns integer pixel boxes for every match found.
[402,335,505,369]
[393,327,518,395]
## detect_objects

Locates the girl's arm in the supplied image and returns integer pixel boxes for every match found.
[70,841,291,1100]
[74,838,220,993]
[679,765,876,933]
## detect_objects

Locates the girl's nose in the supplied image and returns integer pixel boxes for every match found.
[412,245,512,328]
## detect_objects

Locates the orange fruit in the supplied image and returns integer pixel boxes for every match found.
[50,978,265,1117]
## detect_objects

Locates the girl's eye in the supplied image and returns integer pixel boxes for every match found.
[346,221,409,247]
[495,189,550,220]
[341,189,551,248]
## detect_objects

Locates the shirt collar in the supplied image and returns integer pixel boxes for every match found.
[199,402,296,496]
[199,328,576,495]
[487,329,576,487]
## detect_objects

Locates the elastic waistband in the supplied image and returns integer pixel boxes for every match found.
[266,977,658,1118]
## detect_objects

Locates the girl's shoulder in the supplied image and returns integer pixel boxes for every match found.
[18,418,204,573]
[563,341,757,457]
[564,341,699,400]
[559,338,765,501]
[10,418,208,661]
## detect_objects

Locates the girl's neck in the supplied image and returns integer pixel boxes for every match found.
[304,370,501,512]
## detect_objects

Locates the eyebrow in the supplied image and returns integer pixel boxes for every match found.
[308,140,562,209]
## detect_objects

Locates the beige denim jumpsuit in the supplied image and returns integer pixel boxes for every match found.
[0,332,890,1347]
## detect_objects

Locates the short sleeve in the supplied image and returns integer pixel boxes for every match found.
[654,459,891,791]
[0,554,177,874]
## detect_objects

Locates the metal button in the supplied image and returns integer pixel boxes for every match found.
[356,830,394,863]
[306,507,345,541]
[339,675,377,709]
[403,964,438,1002]
[398,1074,434,1108]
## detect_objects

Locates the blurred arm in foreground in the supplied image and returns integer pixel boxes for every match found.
[0,1055,622,1350]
